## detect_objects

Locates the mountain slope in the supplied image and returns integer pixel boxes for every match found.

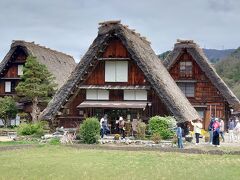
[159,49,236,63]
[215,47,240,99]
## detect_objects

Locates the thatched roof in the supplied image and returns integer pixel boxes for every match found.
[40,21,200,122]
[163,40,240,110]
[0,40,76,88]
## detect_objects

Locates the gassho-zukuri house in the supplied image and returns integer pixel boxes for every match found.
[164,40,240,129]
[0,41,76,124]
[40,21,200,129]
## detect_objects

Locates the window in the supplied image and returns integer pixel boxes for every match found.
[86,89,109,100]
[177,83,195,97]
[195,108,205,119]
[105,61,128,82]
[5,81,11,93]
[124,90,147,100]
[180,61,192,77]
[17,65,23,76]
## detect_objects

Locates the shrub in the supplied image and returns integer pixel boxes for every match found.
[149,116,175,140]
[114,134,121,140]
[151,133,161,144]
[136,122,146,139]
[79,117,100,144]
[17,121,45,137]
[49,138,60,145]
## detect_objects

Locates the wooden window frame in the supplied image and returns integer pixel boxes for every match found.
[179,61,193,78]
[105,61,128,82]
[177,82,195,97]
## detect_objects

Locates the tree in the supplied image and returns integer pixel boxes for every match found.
[16,56,57,122]
[0,96,18,127]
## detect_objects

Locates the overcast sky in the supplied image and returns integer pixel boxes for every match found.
[0,0,240,62]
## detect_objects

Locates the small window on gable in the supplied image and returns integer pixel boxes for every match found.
[86,89,109,100]
[105,61,128,82]
[180,61,192,78]
[177,82,195,97]
[5,81,11,93]
[17,65,24,76]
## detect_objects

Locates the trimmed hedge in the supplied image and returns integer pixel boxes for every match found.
[17,121,45,137]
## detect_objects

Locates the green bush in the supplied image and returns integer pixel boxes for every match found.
[17,121,45,137]
[149,116,175,140]
[49,138,60,145]
[136,122,146,139]
[79,117,100,144]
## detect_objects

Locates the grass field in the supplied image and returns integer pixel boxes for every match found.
[0,145,240,180]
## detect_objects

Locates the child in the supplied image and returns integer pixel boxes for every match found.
[176,124,183,148]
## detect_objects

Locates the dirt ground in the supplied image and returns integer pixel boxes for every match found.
[0,136,13,142]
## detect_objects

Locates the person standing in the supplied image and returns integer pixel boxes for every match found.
[234,120,240,142]
[228,118,235,143]
[208,117,215,144]
[176,124,183,148]
[119,117,125,139]
[100,116,105,138]
[191,119,203,145]
[219,119,225,142]
[212,118,220,147]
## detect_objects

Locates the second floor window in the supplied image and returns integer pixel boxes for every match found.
[86,89,109,100]
[105,61,128,82]
[5,81,11,93]
[180,61,192,78]
[17,65,24,76]
[177,82,195,97]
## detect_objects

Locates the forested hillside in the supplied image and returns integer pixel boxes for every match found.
[158,49,235,63]
[215,48,240,99]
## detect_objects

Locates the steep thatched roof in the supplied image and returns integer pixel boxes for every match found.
[0,40,76,88]
[40,21,200,122]
[163,40,240,110]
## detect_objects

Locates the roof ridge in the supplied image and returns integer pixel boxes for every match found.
[98,20,151,45]
[12,40,74,59]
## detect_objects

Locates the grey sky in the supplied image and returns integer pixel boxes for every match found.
[0,0,240,62]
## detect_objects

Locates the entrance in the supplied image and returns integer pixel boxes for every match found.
[94,108,142,134]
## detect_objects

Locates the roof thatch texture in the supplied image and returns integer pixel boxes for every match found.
[163,40,240,110]
[0,41,76,88]
[40,21,200,122]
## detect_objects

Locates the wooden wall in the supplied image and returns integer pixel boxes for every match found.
[103,39,129,58]
[56,38,171,127]
[0,48,26,96]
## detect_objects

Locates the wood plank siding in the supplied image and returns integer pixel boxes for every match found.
[169,51,228,129]
[57,39,170,128]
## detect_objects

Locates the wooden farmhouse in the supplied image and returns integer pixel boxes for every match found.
[40,21,200,129]
[0,40,76,114]
[164,40,240,129]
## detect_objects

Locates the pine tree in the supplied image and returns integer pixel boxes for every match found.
[16,56,57,122]
[0,96,18,127]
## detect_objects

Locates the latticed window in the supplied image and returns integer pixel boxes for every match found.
[177,82,195,97]
[180,61,192,77]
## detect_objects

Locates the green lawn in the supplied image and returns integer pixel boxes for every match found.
[0,145,240,180]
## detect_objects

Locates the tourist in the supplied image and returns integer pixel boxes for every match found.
[219,119,225,142]
[208,116,215,144]
[228,118,235,143]
[191,119,202,145]
[119,117,125,139]
[212,118,220,147]
[176,124,183,148]
[100,116,105,138]
[234,119,240,142]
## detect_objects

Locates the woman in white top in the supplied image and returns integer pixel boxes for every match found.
[191,119,203,145]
